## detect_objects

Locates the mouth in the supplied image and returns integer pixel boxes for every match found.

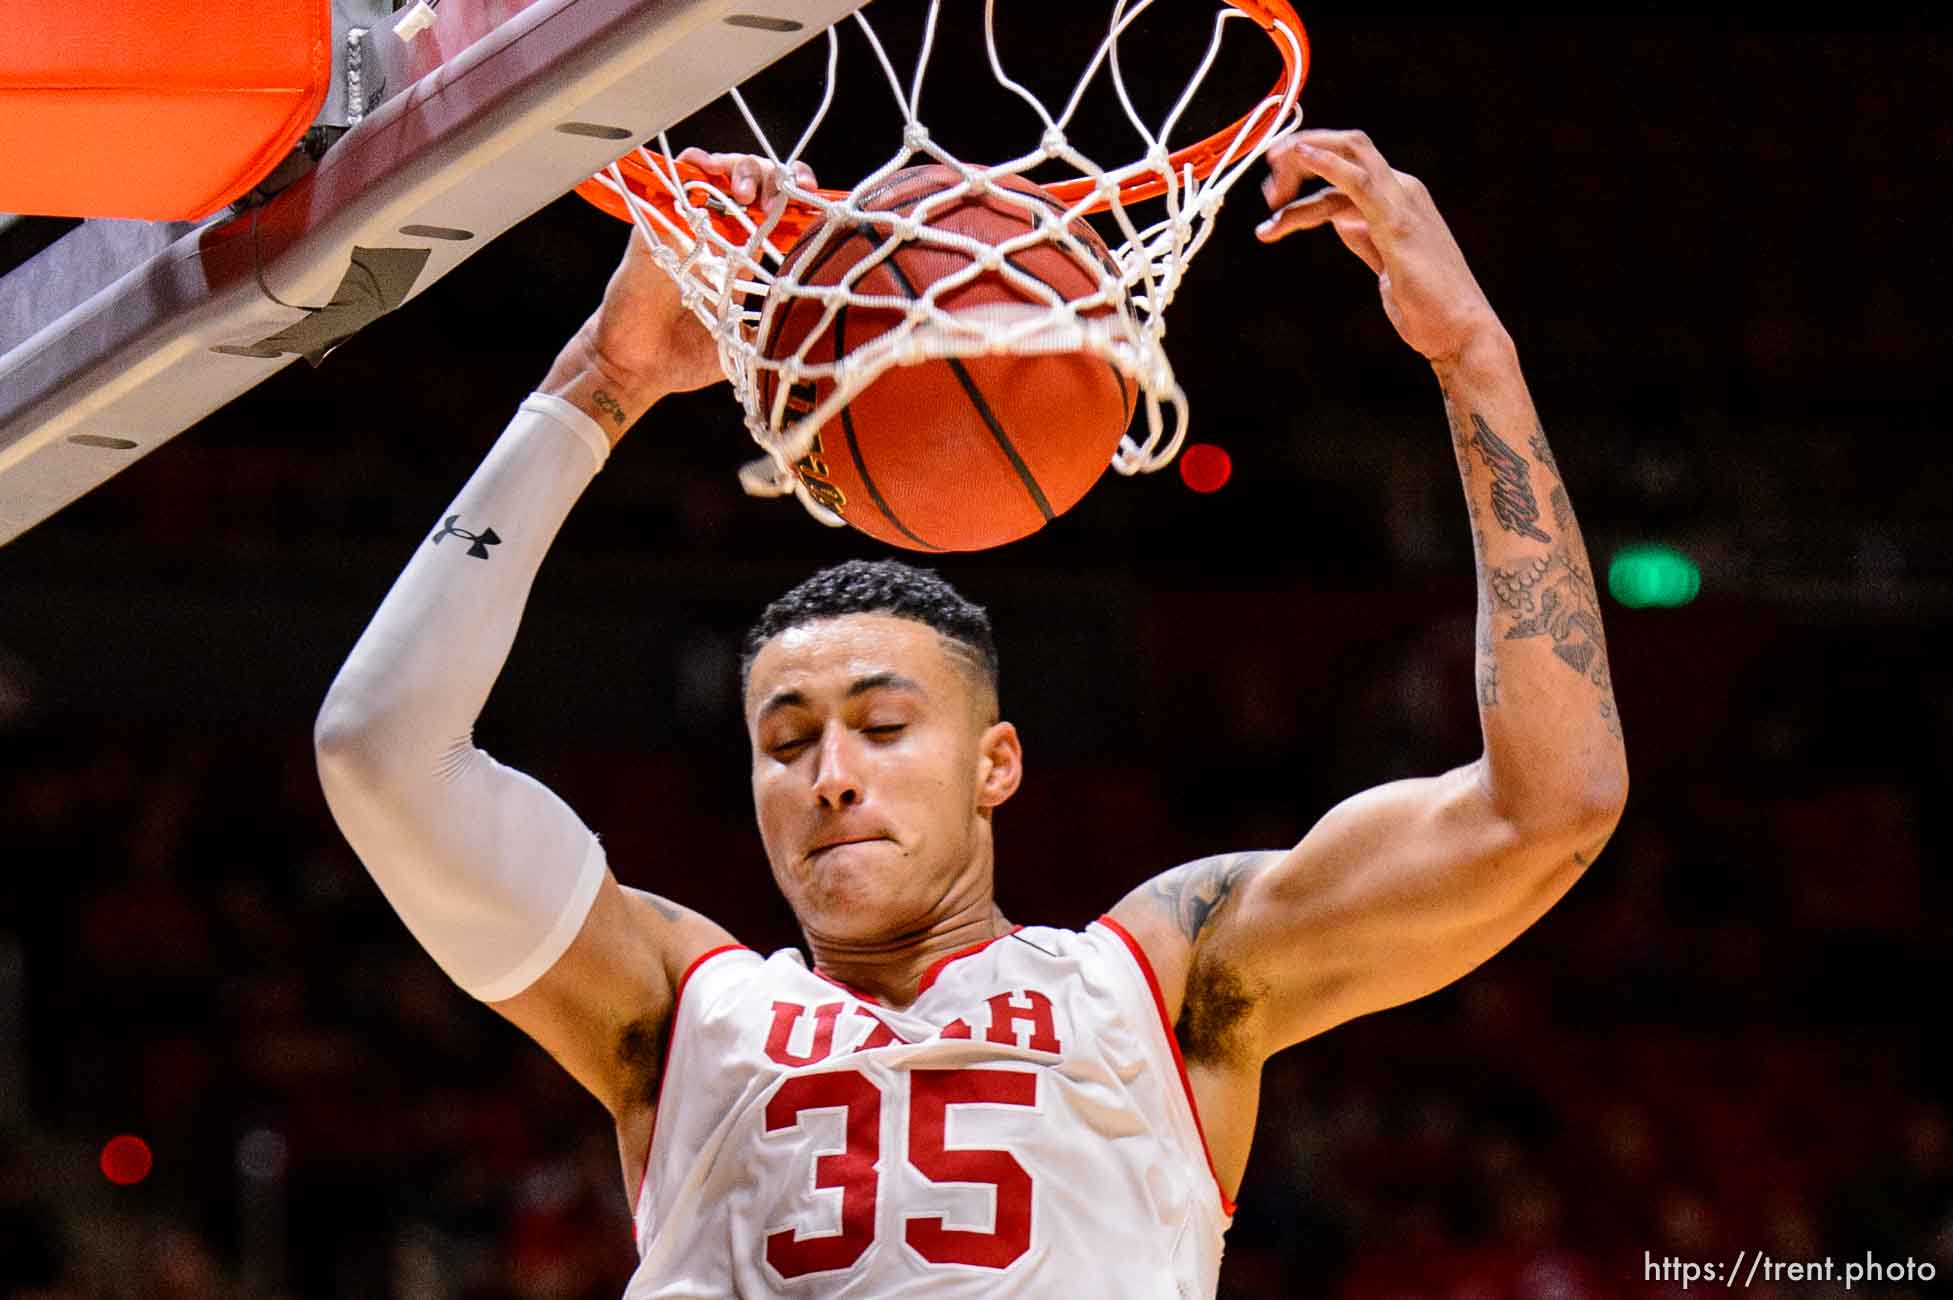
[808,834,888,859]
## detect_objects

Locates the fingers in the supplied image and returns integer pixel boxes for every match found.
[1259,129,1435,280]
[1261,129,1402,232]
[1255,186,1357,241]
[1257,193,1384,271]
[1331,217,1384,274]
[673,147,817,208]
[1259,135,1320,211]
[674,148,763,204]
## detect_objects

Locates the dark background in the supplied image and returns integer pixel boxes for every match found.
[3,4,1950,1297]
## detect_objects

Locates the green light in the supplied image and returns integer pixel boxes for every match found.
[1608,543,1700,608]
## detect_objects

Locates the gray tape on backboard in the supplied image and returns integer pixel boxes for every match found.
[220,245,431,365]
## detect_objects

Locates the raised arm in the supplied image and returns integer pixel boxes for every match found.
[313,155,794,1126]
[1112,130,1628,1074]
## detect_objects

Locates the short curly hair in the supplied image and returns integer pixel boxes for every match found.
[741,560,999,709]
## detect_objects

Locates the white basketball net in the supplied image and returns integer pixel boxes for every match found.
[589,0,1305,527]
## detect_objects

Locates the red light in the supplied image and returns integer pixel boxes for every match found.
[1178,443,1232,494]
[100,1134,152,1185]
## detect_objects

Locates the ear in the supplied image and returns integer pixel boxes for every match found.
[975,721,1022,810]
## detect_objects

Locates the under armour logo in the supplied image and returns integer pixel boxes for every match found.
[430,515,501,559]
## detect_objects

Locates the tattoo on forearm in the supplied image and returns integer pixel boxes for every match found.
[645,892,682,923]
[1489,554,1552,615]
[1146,853,1266,943]
[592,388,628,427]
[1549,486,1574,533]
[1503,550,1607,673]
[1468,414,1552,543]
[1499,554,1624,737]
[1489,546,1621,738]
[1475,424,1622,739]
[1529,430,1561,480]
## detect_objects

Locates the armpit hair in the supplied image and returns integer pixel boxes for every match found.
[615,1015,665,1108]
[1177,951,1263,1068]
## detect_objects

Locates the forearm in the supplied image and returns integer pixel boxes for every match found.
[317,392,609,757]
[313,393,615,999]
[1436,332,1627,830]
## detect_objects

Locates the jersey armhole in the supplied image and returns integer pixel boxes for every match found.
[1093,916,1238,1218]
[633,943,755,1231]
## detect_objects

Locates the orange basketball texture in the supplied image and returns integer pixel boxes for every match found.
[759,165,1134,552]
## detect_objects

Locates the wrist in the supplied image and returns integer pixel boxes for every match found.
[539,332,674,445]
[1429,325,1519,386]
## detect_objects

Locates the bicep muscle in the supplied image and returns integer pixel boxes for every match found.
[1118,761,1600,1061]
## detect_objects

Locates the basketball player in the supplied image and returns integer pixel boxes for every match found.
[316,132,1627,1296]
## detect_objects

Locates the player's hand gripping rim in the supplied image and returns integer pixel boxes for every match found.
[672,147,817,212]
[582,151,818,403]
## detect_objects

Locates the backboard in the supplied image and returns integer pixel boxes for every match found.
[0,0,864,548]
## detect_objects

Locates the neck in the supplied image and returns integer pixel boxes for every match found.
[805,900,1015,1011]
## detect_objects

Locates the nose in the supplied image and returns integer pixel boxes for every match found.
[811,723,864,810]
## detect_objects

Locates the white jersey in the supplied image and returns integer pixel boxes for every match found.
[624,919,1234,1299]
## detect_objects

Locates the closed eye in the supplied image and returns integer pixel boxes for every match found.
[767,724,903,759]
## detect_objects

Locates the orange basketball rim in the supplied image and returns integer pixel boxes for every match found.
[572,0,1310,251]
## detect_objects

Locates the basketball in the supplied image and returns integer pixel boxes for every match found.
[758,164,1134,552]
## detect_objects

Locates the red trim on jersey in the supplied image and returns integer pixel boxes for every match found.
[1094,916,1238,1218]
[915,926,1024,997]
[633,943,754,1231]
[809,926,1025,1006]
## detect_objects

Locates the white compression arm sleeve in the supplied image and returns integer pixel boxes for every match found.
[315,393,612,1002]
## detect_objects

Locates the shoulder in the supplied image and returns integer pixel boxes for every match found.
[1113,854,1272,950]
[1105,851,1283,1068]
